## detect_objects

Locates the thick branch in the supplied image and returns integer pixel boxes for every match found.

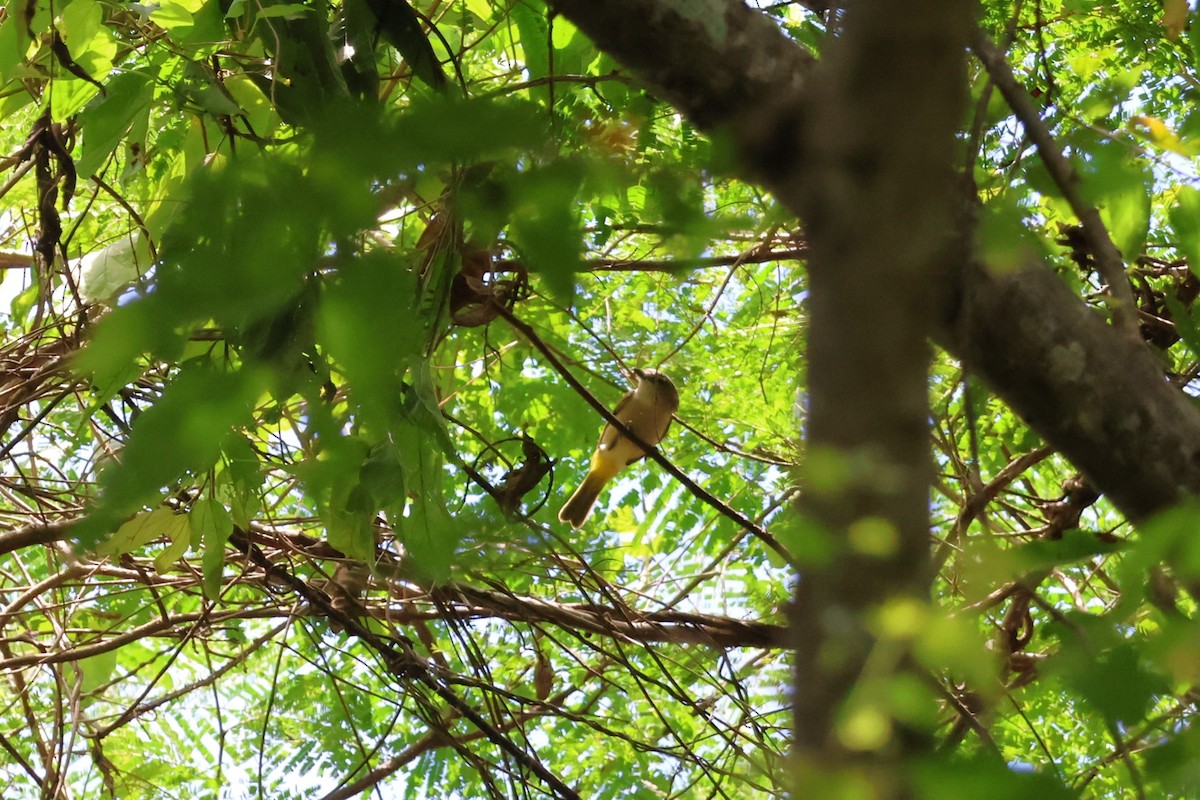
[944,261,1200,520]
[428,584,784,649]
[971,32,1139,339]
[0,582,782,676]
[545,0,813,191]
[0,519,74,557]
[543,0,1200,524]
[0,520,783,652]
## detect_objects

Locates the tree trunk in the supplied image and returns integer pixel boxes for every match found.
[789,1,970,788]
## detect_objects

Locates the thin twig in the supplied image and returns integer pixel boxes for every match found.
[496,304,795,565]
[971,31,1140,339]
[580,245,808,273]
[229,531,583,800]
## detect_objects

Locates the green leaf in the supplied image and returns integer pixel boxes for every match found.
[77,231,152,303]
[395,492,456,583]
[1164,293,1200,357]
[1169,185,1200,276]
[914,613,998,697]
[360,441,406,508]
[60,0,103,48]
[511,3,549,82]
[8,281,38,323]
[150,0,198,30]
[463,0,491,22]
[328,478,377,561]
[1063,641,1167,723]
[1123,501,1200,586]
[1189,6,1200,74]
[0,0,30,83]
[390,419,459,582]
[96,508,187,557]
[1076,66,1145,121]
[79,649,118,695]
[508,160,585,301]
[192,498,234,599]
[1144,724,1200,797]
[152,510,193,572]
[50,75,104,120]
[74,300,184,395]
[255,3,309,18]
[77,364,266,548]
[912,752,1076,800]
[1078,140,1152,261]
[220,433,265,494]
[977,192,1045,272]
[363,0,446,91]
[298,433,374,560]
[316,250,422,428]
[178,0,226,43]
[1051,613,1171,724]
[77,70,153,178]
[1011,528,1125,572]
[385,96,547,169]
[226,487,262,530]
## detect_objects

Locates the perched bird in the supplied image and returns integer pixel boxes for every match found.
[558,368,679,529]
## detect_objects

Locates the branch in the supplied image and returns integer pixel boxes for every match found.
[0,252,32,269]
[0,519,781,651]
[581,245,809,272]
[541,0,1200,524]
[971,31,1140,340]
[0,607,269,671]
[427,584,784,649]
[495,303,794,563]
[943,260,1200,521]
[0,519,74,557]
[227,530,583,800]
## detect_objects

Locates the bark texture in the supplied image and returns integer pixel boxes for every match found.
[947,262,1200,518]
[546,0,1200,524]
[789,1,970,777]
[545,0,1200,792]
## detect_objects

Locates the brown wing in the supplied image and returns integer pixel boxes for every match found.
[651,391,674,442]
[596,389,636,452]
[655,412,673,443]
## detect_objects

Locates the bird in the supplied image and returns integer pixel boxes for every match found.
[558,368,679,529]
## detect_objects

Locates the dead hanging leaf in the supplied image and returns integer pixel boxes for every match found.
[494,435,552,515]
[50,29,107,93]
[417,208,529,326]
[585,118,638,157]
[1056,223,1092,272]
[322,559,371,631]
[449,247,528,327]
[1163,0,1188,40]
[19,109,76,270]
[534,649,553,701]
[415,213,449,252]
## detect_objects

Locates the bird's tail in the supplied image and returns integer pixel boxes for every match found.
[558,471,608,529]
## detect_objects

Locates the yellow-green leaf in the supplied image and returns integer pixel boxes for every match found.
[96,508,182,557]
[1164,0,1188,40]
